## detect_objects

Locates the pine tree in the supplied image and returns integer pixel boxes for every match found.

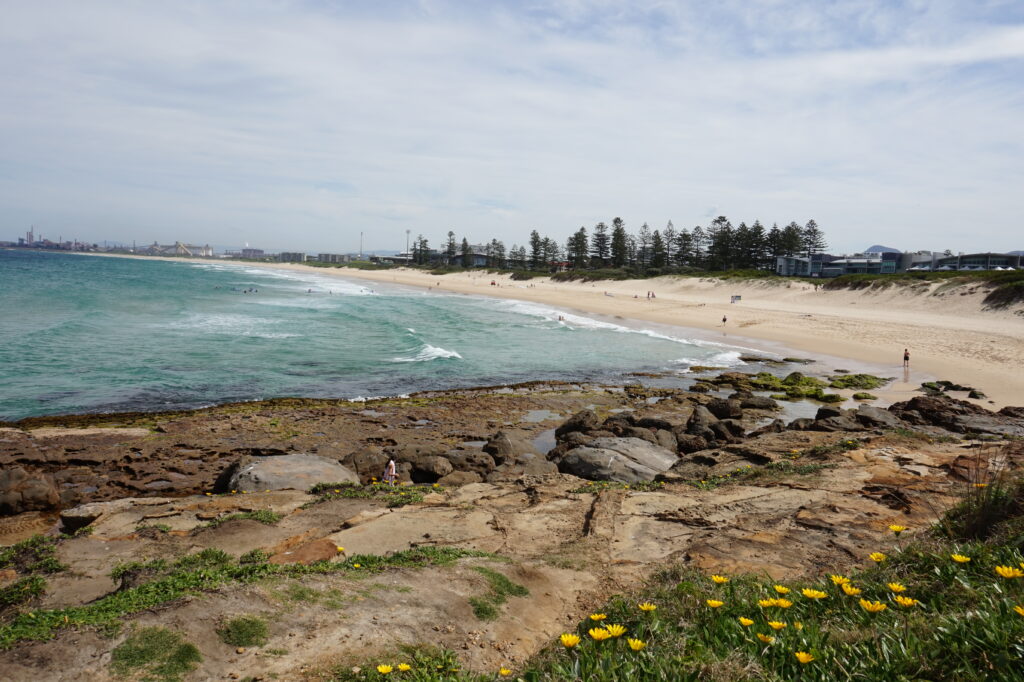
[591,222,610,264]
[636,223,652,271]
[766,223,783,261]
[662,221,676,265]
[529,230,543,270]
[446,231,457,259]
[490,239,506,268]
[610,218,628,267]
[781,222,803,256]
[461,238,472,268]
[802,219,827,257]
[650,230,667,268]
[674,228,694,266]
[691,226,707,267]
[705,216,734,270]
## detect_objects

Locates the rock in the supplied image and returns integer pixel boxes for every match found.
[226,454,359,492]
[0,466,59,516]
[340,447,389,484]
[814,406,845,420]
[482,431,538,465]
[555,410,601,439]
[635,416,674,431]
[655,429,677,452]
[59,498,138,534]
[998,406,1024,419]
[602,413,636,434]
[810,416,863,432]
[740,396,779,410]
[707,398,743,420]
[750,419,786,436]
[559,432,593,448]
[855,405,904,429]
[622,426,659,445]
[709,420,745,442]
[437,471,483,487]
[269,538,340,565]
[686,406,719,441]
[444,450,496,475]
[888,395,1024,437]
[675,434,709,454]
[554,437,678,483]
[786,418,816,431]
[406,455,453,483]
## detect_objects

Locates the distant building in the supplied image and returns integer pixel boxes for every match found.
[931,252,1022,272]
[241,248,265,259]
[776,249,1021,277]
[775,253,836,277]
[278,252,306,263]
[820,251,900,277]
[318,253,350,264]
[144,242,213,257]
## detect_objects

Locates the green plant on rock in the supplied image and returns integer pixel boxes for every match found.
[203,510,282,528]
[110,627,201,682]
[828,374,892,390]
[469,567,529,621]
[852,392,877,400]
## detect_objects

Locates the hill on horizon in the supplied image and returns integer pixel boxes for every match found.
[864,244,901,253]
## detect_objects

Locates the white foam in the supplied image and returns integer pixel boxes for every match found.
[392,344,463,363]
[168,313,301,339]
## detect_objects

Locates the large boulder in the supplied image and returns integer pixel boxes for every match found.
[855,404,904,429]
[675,434,709,454]
[686,406,719,441]
[445,450,497,475]
[707,398,743,420]
[0,467,59,516]
[888,396,1024,437]
[482,431,539,464]
[554,437,678,483]
[223,454,359,492]
[340,447,389,484]
[555,410,602,439]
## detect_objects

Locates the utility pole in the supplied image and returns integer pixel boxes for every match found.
[359,232,363,259]
[406,229,411,264]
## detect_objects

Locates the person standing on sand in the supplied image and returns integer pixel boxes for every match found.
[722,315,727,325]
[903,348,910,368]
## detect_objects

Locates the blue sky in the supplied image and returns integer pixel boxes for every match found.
[1,0,1022,253]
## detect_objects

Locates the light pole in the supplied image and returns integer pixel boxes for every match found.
[406,229,411,264]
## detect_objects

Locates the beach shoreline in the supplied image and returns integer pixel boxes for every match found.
[77,252,1024,409]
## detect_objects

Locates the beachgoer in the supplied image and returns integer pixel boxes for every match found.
[383,458,397,486]
[903,348,910,368]
[722,315,727,325]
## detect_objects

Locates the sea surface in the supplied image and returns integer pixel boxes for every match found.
[0,250,765,421]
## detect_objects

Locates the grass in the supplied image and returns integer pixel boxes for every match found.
[469,567,529,621]
[0,535,67,575]
[0,546,495,648]
[686,461,834,490]
[304,481,441,508]
[203,509,282,528]
[110,626,202,682]
[216,615,269,647]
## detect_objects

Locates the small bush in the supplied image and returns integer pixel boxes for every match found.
[216,615,268,647]
[110,627,201,682]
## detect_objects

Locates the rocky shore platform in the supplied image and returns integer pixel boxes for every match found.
[1,371,1023,680]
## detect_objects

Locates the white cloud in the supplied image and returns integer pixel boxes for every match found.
[0,0,1022,253]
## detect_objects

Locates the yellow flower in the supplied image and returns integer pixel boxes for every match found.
[738,617,754,626]
[888,524,907,535]
[829,574,850,585]
[869,552,887,563]
[1013,605,1024,617]
[605,624,627,638]
[767,621,786,630]
[894,596,919,608]
[951,554,971,563]
[711,575,729,584]
[638,602,657,612]
[801,589,828,600]
[499,667,512,677]
[627,638,647,651]
[773,585,790,595]
[973,483,988,488]
[859,599,887,613]
[353,563,361,568]
[758,598,777,608]
[397,663,411,671]
[887,582,907,593]
[589,613,607,621]
[205,492,212,496]
[775,598,793,609]
[795,651,815,664]
[841,583,862,596]
[432,483,440,488]
[377,665,393,674]
[560,633,580,648]
[336,546,345,553]
[756,633,775,644]
[995,565,1024,579]
[706,599,724,608]
[589,628,612,641]
[794,621,803,630]
[334,489,340,493]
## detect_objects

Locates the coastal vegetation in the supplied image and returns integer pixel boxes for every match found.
[110,626,202,682]
[330,475,1024,682]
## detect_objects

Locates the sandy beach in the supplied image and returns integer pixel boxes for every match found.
[87,254,1024,409]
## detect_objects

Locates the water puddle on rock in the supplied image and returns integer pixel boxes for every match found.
[523,410,560,423]
[531,428,558,455]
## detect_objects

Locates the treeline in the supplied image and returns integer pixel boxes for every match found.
[408,216,827,273]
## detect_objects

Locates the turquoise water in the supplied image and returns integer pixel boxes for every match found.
[0,250,755,420]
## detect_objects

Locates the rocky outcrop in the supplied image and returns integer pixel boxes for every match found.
[0,466,59,515]
[888,396,1024,437]
[553,437,678,482]
[221,454,359,492]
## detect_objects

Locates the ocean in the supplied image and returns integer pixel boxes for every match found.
[0,250,761,421]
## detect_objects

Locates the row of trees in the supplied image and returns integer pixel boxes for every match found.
[410,217,828,273]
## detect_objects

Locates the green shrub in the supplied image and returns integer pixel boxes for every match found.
[216,615,268,647]
[110,627,201,682]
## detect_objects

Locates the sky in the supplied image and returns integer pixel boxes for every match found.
[1,0,1023,254]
